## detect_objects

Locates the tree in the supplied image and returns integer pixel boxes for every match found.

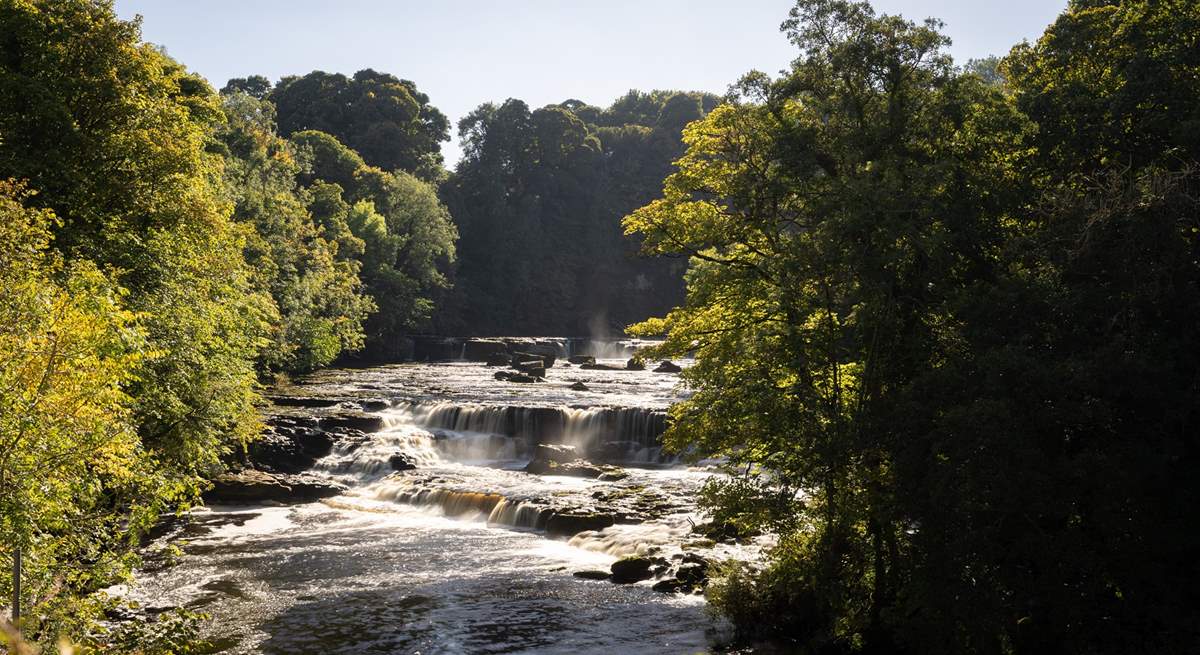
[0,182,165,643]
[624,0,1030,650]
[216,91,374,373]
[440,91,716,335]
[289,130,457,357]
[269,69,450,181]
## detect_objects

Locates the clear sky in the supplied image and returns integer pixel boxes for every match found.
[113,0,1068,166]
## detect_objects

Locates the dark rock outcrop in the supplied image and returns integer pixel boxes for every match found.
[567,355,596,365]
[266,396,341,408]
[569,381,589,391]
[545,511,615,538]
[247,416,339,474]
[625,358,646,371]
[573,570,611,581]
[464,338,509,361]
[653,360,682,373]
[610,557,656,584]
[204,470,346,504]
[321,412,384,433]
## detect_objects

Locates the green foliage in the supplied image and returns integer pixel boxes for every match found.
[0,182,167,645]
[289,129,457,357]
[441,90,717,335]
[627,0,1200,652]
[269,69,450,181]
[216,91,373,373]
[0,0,268,478]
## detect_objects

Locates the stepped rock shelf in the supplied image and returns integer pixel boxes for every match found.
[125,345,764,654]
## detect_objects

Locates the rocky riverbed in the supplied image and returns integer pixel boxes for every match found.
[118,341,766,653]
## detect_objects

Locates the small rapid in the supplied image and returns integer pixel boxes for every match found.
[122,352,749,654]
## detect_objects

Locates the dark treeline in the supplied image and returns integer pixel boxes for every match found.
[439,91,714,336]
[628,0,1200,653]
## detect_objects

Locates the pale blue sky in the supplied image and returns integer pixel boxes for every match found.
[114,1,1067,165]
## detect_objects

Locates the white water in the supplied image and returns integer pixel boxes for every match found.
[125,356,745,654]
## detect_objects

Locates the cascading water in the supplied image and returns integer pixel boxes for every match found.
[386,401,674,464]
[122,351,743,654]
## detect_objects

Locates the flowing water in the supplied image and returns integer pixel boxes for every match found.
[120,351,746,654]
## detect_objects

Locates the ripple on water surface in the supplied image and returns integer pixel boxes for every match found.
[130,503,713,654]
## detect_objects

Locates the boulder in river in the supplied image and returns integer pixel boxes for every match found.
[653,360,683,373]
[517,362,546,378]
[485,352,511,367]
[508,373,539,383]
[567,355,596,365]
[511,351,555,369]
[569,381,589,391]
[321,411,384,433]
[625,358,646,371]
[388,454,417,472]
[545,511,615,538]
[248,416,339,474]
[464,338,509,361]
[494,370,513,380]
[580,362,622,371]
[610,556,656,584]
[572,570,611,581]
[204,470,346,504]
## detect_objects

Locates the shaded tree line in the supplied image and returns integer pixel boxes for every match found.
[628,0,1200,653]
[438,90,717,336]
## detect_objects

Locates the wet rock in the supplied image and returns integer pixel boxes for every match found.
[569,381,589,391]
[653,360,682,373]
[573,570,611,581]
[388,454,417,471]
[248,417,338,474]
[676,563,707,585]
[494,370,513,380]
[511,352,555,369]
[567,355,596,365]
[321,412,384,433]
[610,557,655,584]
[517,362,546,378]
[652,578,687,593]
[545,511,616,538]
[464,338,509,361]
[580,363,622,371]
[485,352,511,367]
[266,395,341,408]
[203,470,345,504]
[507,373,539,383]
[625,358,646,371]
[358,399,389,412]
[597,468,629,482]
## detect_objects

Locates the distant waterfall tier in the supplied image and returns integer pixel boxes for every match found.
[389,402,672,464]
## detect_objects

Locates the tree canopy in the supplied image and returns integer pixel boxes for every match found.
[626,0,1200,652]
[440,90,718,336]
[268,69,451,181]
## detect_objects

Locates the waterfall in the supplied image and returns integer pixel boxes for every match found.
[389,402,672,463]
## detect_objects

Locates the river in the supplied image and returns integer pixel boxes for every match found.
[118,340,744,654]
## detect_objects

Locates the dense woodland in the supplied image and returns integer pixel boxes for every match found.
[1,0,1198,652]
